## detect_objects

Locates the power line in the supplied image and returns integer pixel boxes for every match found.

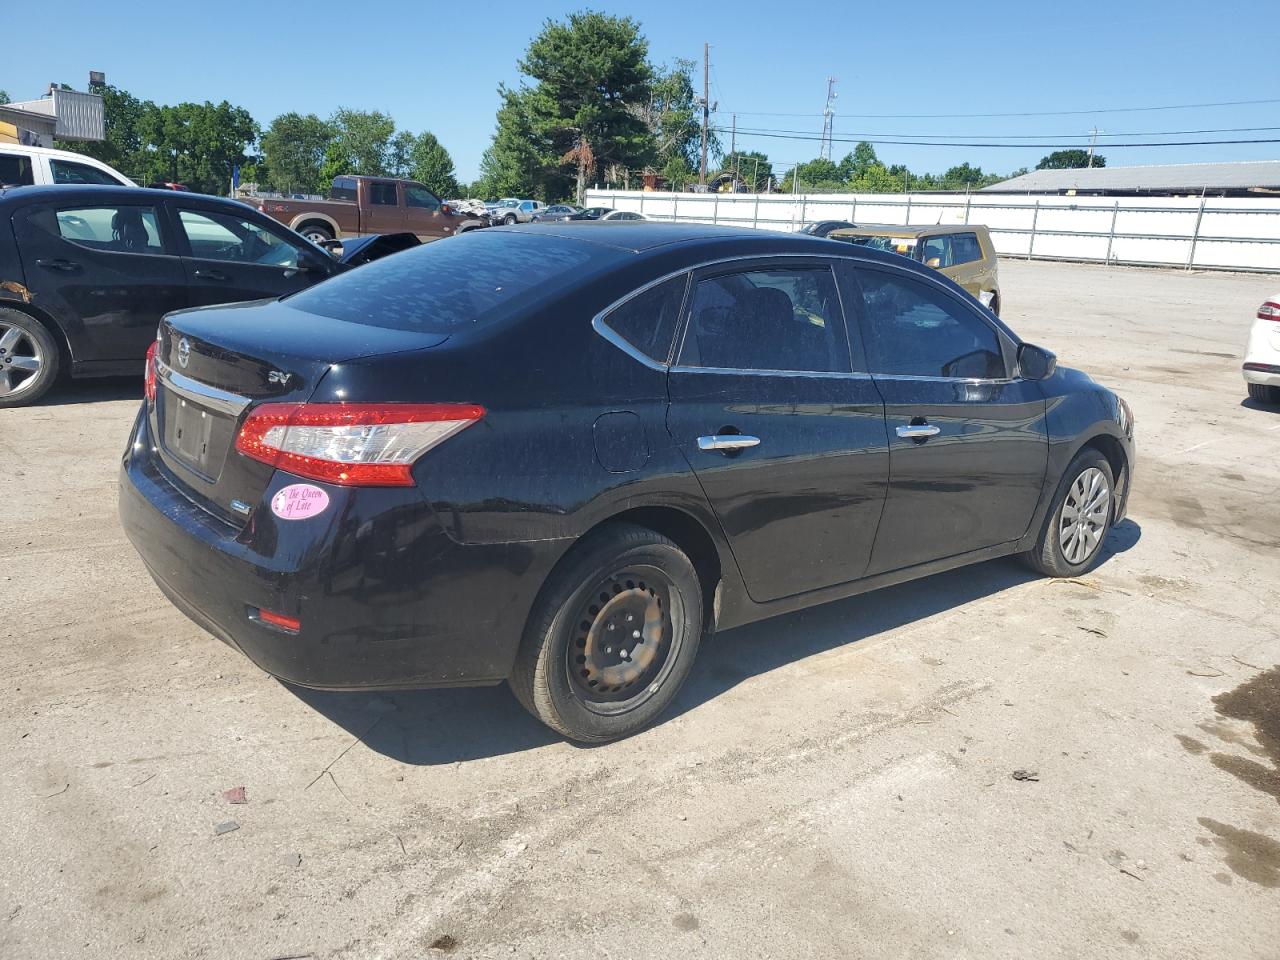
[715,96,1280,120]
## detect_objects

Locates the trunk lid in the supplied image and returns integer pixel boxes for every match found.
[151,299,448,525]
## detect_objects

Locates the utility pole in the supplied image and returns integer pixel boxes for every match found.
[1087,127,1100,167]
[820,77,838,161]
[730,113,737,185]
[699,42,710,186]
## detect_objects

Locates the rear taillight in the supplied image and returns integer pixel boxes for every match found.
[234,402,484,487]
[1258,301,1280,321]
[144,341,158,405]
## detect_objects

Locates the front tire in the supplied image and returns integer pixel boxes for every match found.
[1247,382,1280,404]
[503,214,518,226]
[0,308,60,408]
[299,223,334,244]
[1022,449,1115,577]
[509,524,704,742]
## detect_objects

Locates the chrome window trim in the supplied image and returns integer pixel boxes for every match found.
[589,251,1020,380]
[156,359,251,416]
[670,364,874,381]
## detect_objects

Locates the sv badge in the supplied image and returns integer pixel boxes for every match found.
[267,370,292,386]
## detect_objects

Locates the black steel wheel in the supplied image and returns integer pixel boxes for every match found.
[509,523,703,741]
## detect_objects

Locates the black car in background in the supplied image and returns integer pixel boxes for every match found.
[119,224,1134,742]
[0,185,415,407]
[798,219,857,237]
[568,206,613,220]
[533,203,584,222]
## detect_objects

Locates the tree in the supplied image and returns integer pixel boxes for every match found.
[260,112,330,195]
[0,90,9,105]
[941,162,988,188]
[783,157,841,192]
[518,11,654,202]
[476,87,552,199]
[321,108,396,180]
[837,141,878,181]
[637,59,710,181]
[719,150,771,191]
[408,132,460,197]
[1037,149,1105,170]
[136,100,258,193]
[386,130,416,179]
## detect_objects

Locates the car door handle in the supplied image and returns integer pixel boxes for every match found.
[896,423,941,439]
[698,434,761,452]
[35,258,78,272]
[193,269,229,281]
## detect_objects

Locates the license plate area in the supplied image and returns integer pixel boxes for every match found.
[159,386,236,482]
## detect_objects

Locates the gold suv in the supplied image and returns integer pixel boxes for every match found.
[829,223,1002,315]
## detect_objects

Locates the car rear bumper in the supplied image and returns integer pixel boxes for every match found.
[1243,362,1280,386]
[118,408,571,689]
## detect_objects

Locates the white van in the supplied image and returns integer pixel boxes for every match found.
[0,144,134,188]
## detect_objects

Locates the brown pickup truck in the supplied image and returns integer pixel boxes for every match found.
[246,175,485,244]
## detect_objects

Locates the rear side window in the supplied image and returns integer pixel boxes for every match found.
[0,153,35,187]
[950,232,983,264]
[49,158,127,186]
[369,182,398,206]
[600,275,687,363]
[284,232,617,333]
[35,205,163,254]
[331,177,358,201]
[679,266,849,373]
[854,268,1005,379]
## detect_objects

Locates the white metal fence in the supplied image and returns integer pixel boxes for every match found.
[583,189,1280,273]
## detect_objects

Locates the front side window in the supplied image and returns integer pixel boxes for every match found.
[49,158,128,186]
[0,153,36,187]
[369,182,398,206]
[919,235,953,268]
[178,209,301,268]
[405,185,440,210]
[600,274,687,363]
[679,266,848,373]
[854,268,1005,379]
[48,205,163,253]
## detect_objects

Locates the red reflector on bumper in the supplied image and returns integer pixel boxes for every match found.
[253,608,300,633]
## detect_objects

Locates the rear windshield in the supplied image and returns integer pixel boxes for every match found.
[284,232,618,333]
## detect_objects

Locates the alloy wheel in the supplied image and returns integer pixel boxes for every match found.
[0,321,44,399]
[1058,466,1111,565]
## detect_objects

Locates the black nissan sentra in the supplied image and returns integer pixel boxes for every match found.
[119,223,1134,741]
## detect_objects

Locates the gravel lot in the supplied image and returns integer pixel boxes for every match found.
[2,258,1278,960]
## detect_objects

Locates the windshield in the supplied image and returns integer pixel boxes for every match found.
[284,231,622,334]
[842,235,920,258]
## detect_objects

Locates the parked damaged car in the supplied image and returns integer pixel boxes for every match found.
[119,223,1135,743]
[0,184,419,406]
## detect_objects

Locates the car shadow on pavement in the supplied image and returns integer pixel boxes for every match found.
[289,519,1141,766]
[1240,397,1280,413]
[32,376,141,406]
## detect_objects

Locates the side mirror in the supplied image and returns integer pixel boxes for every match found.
[440,203,453,215]
[1017,343,1057,380]
[925,256,942,269]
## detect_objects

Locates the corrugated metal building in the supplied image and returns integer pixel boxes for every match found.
[0,87,104,147]
[982,160,1280,198]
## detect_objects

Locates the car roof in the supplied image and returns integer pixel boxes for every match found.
[830,223,989,238]
[0,143,113,161]
[0,183,250,208]
[501,221,937,270]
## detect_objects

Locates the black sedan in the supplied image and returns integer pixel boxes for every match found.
[119,223,1134,742]
[568,206,612,220]
[798,219,857,237]
[0,184,415,407]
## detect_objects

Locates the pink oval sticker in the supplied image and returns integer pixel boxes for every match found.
[271,483,330,520]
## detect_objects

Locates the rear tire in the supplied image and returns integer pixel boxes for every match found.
[1247,382,1280,404]
[0,308,60,408]
[298,223,334,244]
[509,523,703,742]
[1021,448,1115,577]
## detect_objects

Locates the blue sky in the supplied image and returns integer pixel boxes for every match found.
[4,0,1277,183]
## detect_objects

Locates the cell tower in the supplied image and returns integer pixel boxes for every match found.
[820,77,838,160]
